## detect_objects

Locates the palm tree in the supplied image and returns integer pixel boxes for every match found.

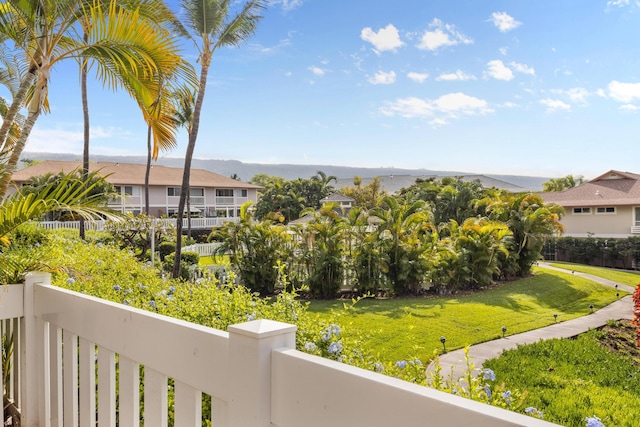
[482,191,564,275]
[172,0,268,279]
[79,0,193,237]
[0,0,186,197]
[369,196,435,295]
[0,170,120,279]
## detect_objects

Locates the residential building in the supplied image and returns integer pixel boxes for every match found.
[10,160,261,218]
[540,170,640,238]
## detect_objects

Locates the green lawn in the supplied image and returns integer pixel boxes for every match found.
[308,267,624,363]
[548,261,640,287]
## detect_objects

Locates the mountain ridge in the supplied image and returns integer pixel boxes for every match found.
[20,152,550,191]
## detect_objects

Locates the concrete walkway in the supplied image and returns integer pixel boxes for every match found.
[427,263,636,382]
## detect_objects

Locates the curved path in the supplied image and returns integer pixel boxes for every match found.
[427,263,636,383]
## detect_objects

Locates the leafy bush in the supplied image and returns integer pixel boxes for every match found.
[157,241,175,260]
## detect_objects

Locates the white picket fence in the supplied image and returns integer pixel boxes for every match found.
[1,273,558,427]
[182,243,222,257]
[37,217,239,232]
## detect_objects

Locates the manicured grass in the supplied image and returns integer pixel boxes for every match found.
[484,322,640,427]
[308,267,623,363]
[549,261,640,287]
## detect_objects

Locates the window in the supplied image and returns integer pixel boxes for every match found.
[572,207,591,215]
[241,189,248,197]
[124,186,133,196]
[168,187,181,197]
[216,189,233,197]
[190,188,204,197]
[596,207,615,214]
[636,207,640,226]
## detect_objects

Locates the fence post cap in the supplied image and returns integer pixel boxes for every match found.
[228,319,297,339]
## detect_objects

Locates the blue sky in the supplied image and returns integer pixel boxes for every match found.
[24,0,640,179]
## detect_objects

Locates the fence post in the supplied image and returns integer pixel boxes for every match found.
[21,272,51,427]
[227,319,297,427]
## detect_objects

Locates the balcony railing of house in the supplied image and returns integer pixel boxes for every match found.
[631,225,640,234]
[215,196,235,205]
[2,273,557,427]
[36,217,239,232]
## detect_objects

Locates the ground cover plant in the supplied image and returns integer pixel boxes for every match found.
[308,267,623,363]
[549,261,640,287]
[484,320,640,427]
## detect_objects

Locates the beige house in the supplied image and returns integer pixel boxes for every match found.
[541,170,640,238]
[10,160,261,218]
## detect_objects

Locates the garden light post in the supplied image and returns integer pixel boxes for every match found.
[589,304,594,313]
[501,326,507,338]
[440,336,446,353]
[553,313,558,322]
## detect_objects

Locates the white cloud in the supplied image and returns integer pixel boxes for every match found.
[607,0,630,7]
[308,66,326,76]
[485,60,514,81]
[417,18,473,51]
[437,69,476,81]
[539,98,571,112]
[276,0,304,11]
[380,92,493,124]
[369,70,396,85]
[499,47,508,56]
[608,80,640,103]
[510,62,535,75]
[407,72,429,83]
[565,88,590,104]
[620,104,640,111]
[489,12,522,32]
[361,24,404,53]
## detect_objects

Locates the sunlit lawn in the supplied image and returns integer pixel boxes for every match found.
[308,267,625,363]
[548,261,640,287]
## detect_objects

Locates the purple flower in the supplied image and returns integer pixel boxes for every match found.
[149,300,157,309]
[328,341,343,354]
[484,384,492,399]
[502,390,512,405]
[585,416,605,427]
[304,342,317,352]
[482,368,496,381]
[113,285,121,291]
[66,278,75,284]
[374,362,384,373]
[395,360,407,369]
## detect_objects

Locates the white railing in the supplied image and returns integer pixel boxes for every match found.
[182,243,222,257]
[2,273,558,427]
[36,217,239,232]
[631,226,640,234]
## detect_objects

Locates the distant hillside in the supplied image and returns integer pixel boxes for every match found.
[20,152,550,191]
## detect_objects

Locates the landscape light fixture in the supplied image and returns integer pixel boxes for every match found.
[589,304,594,313]
[501,326,507,338]
[553,313,558,322]
[440,336,446,353]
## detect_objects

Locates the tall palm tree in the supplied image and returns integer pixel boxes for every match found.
[172,0,268,279]
[0,0,186,198]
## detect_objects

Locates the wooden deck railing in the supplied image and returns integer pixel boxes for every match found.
[1,273,558,427]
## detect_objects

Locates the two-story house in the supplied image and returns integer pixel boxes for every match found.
[10,160,261,218]
[540,170,640,238]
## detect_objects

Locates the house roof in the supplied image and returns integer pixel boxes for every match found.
[12,160,262,189]
[321,193,355,203]
[540,170,640,207]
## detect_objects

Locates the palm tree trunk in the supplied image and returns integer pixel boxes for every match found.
[0,69,36,156]
[80,45,90,240]
[0,108,42,197]
[145,125,152,215]
[172,59,211,278]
